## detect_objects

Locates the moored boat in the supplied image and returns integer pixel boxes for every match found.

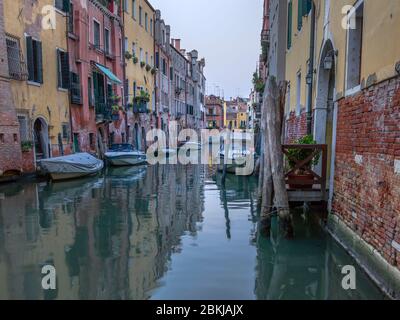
[40,153,104,181]
[104,144,147,166]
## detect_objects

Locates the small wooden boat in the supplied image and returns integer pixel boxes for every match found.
[40,153,104,181]
[104,144,147,166]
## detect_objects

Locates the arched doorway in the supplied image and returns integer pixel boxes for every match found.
[33,117,49,161]
[133,123,139,150]
[314,40,336,200]
[141,126,146,151]
[97,128,105,158]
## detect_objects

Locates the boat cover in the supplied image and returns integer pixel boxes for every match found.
[40,153,104,173]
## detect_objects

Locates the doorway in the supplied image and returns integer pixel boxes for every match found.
[33,118,49,161]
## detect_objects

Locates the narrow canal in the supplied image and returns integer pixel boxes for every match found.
[0,165,386,299]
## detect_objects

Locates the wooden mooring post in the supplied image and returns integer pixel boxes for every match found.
[259,76,294,238]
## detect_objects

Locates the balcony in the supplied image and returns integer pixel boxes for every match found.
[95,102,112,123]
[132,101,149,113]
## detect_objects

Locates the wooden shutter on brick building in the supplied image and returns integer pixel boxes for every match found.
[70,72,82,104]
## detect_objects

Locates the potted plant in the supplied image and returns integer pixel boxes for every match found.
[133,56,138,64]
[125,51,132,60]
[285,135,320,189]
[140,61,146,68]
[21,141,33,152]
[145,64,151,72]
[151,67,156,75]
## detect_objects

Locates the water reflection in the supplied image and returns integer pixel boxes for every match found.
[0,165,385,300]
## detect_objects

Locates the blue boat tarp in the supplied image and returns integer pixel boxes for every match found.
[94,63,122,84]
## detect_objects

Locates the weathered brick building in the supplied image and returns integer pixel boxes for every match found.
[0,0,22,178]
[68,0,125,155]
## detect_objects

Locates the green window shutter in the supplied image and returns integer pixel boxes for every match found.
[61,51,70,89]
[26,36,34,81]
[57,49,61,87]
[287,1,292,49]
[297,0,303,31]
[63,0,70,13]
[36,41,43,83]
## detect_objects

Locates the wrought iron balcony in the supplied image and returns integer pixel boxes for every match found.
[95,102,112,123]
[132,101,149,113]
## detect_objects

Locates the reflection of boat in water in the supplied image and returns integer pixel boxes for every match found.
[217,132,255,176]
[104,144,147,166]
[40,153,104,181]
[106,165,147,183]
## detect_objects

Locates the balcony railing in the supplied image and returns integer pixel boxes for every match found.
[132,101,149,113]
[95,102,112,122]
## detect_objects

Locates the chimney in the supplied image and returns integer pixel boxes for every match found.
[174,39,181,51]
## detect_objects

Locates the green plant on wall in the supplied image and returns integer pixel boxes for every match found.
[133,90,150,103]
[252,72,265,93]
[133,56,138,64]
[286,135,320,171]
[21,141,33,152]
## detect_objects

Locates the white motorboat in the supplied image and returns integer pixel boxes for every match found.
[218,132,255,175]
[104,144,147,166]
[40,153,104,181]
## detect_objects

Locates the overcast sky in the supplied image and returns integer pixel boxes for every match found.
[151,0,263,100]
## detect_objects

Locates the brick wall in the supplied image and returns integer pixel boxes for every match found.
[284,109,307,143]
[0,0,23,176]
[332,76,400,268]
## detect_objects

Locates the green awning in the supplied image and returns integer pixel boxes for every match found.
[94,63,122,84]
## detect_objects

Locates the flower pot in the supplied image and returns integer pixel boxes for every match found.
[287,172,314,189]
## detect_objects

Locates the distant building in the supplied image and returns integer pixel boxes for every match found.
[205,95,224,129]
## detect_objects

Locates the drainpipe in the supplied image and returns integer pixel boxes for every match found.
[306,1,316,135]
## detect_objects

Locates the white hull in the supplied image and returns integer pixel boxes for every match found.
[107,157,147,166]
[104,151,147,167]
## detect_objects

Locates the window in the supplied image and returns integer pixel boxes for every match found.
[346,2,364,91]
[145,52,148,64]
[70,71,82,104]
[286,83,291,117]
[93,20,100,49]
[62,123,69,140]
[287,0,292,49]
[155,52,159,68]
[296,73,301,115]
[140,48,143,62]
[151,55,153,67]
[89,133,95,149]
[162,30,165,45]
[26,36,43,83]
[132,0,136,19]
[297,0,312,31]
[68,2,74,33]
[55,0,69,13]
[123,0,128,12]
[6,35,23,80]
[88,77,94,106]
[145,13,148,31]
[139,6,142,25]
[132,42,136,57]
[105,28,110,54]
[57,49,69,89]
[170,67,173,81]
[150,19,153,36]
[124,37,128,52]
[18,115,29,141]
[162,58,166,75]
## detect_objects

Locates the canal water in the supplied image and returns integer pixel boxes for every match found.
[0,165,386,300]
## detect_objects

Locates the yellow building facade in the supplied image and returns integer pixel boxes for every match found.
[123,0,155,111]
[4,0,71,168]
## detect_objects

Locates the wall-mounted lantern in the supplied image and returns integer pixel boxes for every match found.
[323,55,333,70]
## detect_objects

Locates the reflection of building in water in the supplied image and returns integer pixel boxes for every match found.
[254,212,384,300]
[127,164,205,299]
[0,164,205,299]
